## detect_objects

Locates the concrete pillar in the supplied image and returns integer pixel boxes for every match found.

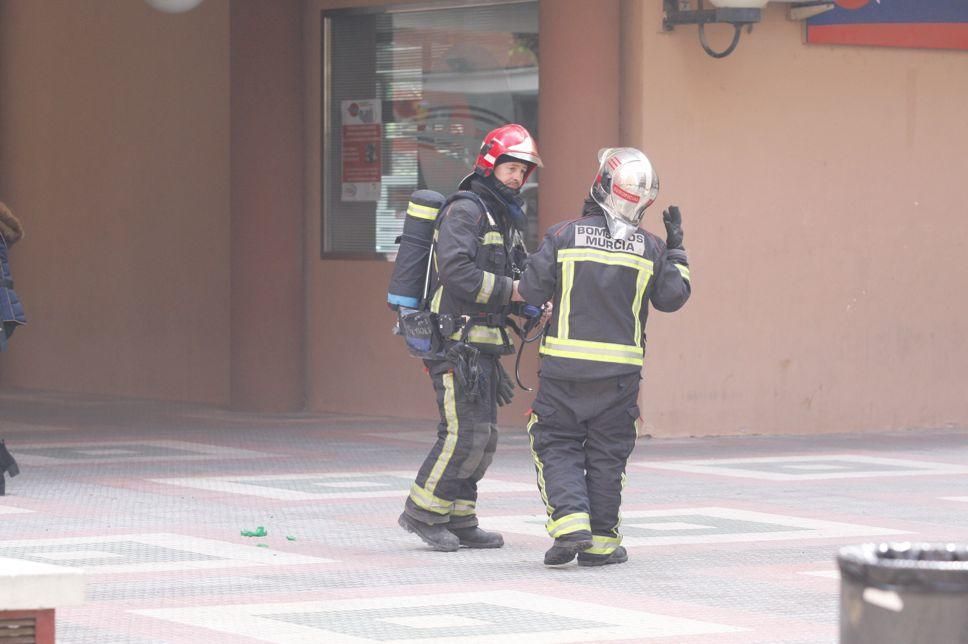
[537,0,621,230]
[230,0,306,411]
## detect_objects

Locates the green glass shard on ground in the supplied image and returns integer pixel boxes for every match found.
[240,526,267,537]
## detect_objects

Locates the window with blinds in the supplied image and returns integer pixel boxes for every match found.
[322,1,539,257]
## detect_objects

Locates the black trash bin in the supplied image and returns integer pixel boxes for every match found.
[838,542,968,644]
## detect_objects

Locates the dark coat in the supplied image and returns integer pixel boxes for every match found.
[427,177,526,355]
[0,203,27,329]
[517,200,691,381]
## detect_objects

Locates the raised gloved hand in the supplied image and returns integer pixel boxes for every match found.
[495,361,515,407]
[662,205,684,250]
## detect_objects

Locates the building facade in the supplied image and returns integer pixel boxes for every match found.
[1,0,966,436]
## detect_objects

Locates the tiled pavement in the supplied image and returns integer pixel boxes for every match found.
[1,389,967,643]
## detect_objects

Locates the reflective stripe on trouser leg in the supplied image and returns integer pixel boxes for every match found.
[406,357,497,526]
[585,380,639,553]
[452,498,476,517]
[527,384,592,539]
[585,534,622,556]
[526,413,552,513]
[527,414,591,536]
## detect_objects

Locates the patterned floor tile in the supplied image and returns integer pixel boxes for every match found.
[0,534,334,573]
[11,440,271,465]
[481,507,908,546]
[800,570,840,579]
[131,590,745,643]
[149,471,533,500]
[2,391,966,644]
[0,422,76,433]
[632,454,968,480]
[366,430,531,446]
[0,503,32,515]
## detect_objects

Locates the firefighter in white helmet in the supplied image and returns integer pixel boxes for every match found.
[513,147,691,566]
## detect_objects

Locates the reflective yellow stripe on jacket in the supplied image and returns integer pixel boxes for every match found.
[482,231,503,245]
[475,231,503,303]
[475,272,495,303]
[541,248,653,366]
[540,337,644,365]
[430,286,443,313]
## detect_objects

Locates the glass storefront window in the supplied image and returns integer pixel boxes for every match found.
[322,1,539,257]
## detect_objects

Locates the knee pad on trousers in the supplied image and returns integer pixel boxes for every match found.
[457,422,495,478]
[467,424,499,480]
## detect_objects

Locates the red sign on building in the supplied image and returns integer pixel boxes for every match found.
[341,99,382,201]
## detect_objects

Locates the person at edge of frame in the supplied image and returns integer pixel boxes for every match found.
[0,201,26,351]
[0,200,26,496]
[511,147,691,566]
[398,124,551,552]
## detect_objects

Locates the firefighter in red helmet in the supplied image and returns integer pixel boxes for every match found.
[399,124,547,552]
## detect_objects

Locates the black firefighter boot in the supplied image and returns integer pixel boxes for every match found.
[448,525,504,549]
[577,545,629,567]
[398,512,459,552]
[0,439,20,496]
[544,531,594,566]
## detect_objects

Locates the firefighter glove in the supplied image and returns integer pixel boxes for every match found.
[662,205,684,250]
[496,361,515,407]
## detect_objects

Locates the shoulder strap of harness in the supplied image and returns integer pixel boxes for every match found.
[420,191,493,306]
[436,190,493,229]
[443,190,525,276]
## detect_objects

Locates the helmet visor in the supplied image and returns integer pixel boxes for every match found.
[590,148,658,240]
[503,150,543,167]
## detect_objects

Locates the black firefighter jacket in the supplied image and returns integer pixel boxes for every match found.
[427,177,526,356]
[0,203,26,328]
[518,206,691,381]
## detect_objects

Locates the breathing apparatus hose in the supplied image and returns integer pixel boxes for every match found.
[511,304,547,391]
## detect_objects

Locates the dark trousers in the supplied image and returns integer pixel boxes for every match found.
[527,372,640,556]
[0,321,15,351]
[404,353,499,529]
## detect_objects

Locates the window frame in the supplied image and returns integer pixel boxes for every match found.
[320,0,539,260]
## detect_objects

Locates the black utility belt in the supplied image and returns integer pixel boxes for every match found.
[397,308,509,360]
[0,279,12,289]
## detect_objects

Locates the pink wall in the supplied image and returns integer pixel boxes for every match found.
[623,1,968,435]
[1,0,965,436]
[230,0,306,411]
[305,0,968,435]
[536,0,621,230]
[304,0,435,419]
[0,0,232,403]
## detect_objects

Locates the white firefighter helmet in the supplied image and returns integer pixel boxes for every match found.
[590,147,659,240]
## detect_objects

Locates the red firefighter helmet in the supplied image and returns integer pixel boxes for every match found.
[460,124,542,189]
